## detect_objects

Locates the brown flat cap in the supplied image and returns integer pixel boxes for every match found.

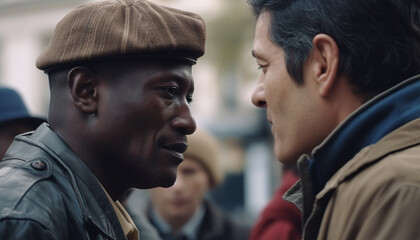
[36,0,206,71]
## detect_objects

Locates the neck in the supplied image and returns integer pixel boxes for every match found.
[169,217,189,231]
[90,162,129,201]
[52,125,129,201]
[160,209,196,231]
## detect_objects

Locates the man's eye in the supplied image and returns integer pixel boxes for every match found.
[186,93,193,103]
[257,64,268,72]
[164,86,178,97]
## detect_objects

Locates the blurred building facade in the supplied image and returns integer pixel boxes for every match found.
[0,0,284,224]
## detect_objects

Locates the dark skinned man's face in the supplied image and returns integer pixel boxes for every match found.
[92,59,197,189]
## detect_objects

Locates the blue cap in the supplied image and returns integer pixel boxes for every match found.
[0,87,46,127]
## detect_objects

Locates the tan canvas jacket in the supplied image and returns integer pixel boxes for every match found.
[308,118,420,239]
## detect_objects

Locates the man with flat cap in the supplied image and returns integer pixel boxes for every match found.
[0,0,205,239]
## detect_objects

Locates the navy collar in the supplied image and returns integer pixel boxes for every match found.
[309,75,420,193]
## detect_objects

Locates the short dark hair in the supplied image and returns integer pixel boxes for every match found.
[247,0,420,99]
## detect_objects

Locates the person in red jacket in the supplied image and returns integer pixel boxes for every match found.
[250,166,301,240]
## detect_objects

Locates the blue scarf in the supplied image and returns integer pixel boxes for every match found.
[309,75,420,193]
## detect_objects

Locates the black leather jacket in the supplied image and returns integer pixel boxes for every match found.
[0,123,127,240]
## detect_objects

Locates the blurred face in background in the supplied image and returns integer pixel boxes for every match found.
[150,156,210,227]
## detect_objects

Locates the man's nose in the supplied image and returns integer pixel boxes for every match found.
[251,82,267,108]
[172,105,197,135]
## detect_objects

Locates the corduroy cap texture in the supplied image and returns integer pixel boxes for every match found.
[36,0,206,72]
[185,128,224,188]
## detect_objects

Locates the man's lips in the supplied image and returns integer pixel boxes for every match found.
[162,142,188,164]
[267,115,273,125]
[163,142,188,153]
[170,198,188,207]
[267,115,274,134]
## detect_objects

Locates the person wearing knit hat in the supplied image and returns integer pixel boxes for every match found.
[0,0,205,239]
[142,128,250,240]
[0,87,45,160]
[182,127,224,188]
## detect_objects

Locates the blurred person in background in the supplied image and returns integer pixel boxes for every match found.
[128,128,250,240]
[0,87,45,160]
[119,189,162,240]
[248,0,420,239]
[249,165,301,240]
[0,0,205,239]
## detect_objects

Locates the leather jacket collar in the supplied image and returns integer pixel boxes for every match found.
[22,123,127,240]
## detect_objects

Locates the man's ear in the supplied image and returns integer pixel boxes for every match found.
[311,34,340,97]
[67,66,98,114]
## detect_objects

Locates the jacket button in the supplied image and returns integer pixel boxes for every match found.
[31,160,47,170]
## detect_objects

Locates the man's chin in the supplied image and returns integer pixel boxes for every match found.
[159,178,176,188]
[133,169,177,189]
[276,151,300,166]
[157,169,178,188]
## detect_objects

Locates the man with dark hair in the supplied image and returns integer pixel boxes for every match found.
[0,0,205,239]
[247,0,420,239]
